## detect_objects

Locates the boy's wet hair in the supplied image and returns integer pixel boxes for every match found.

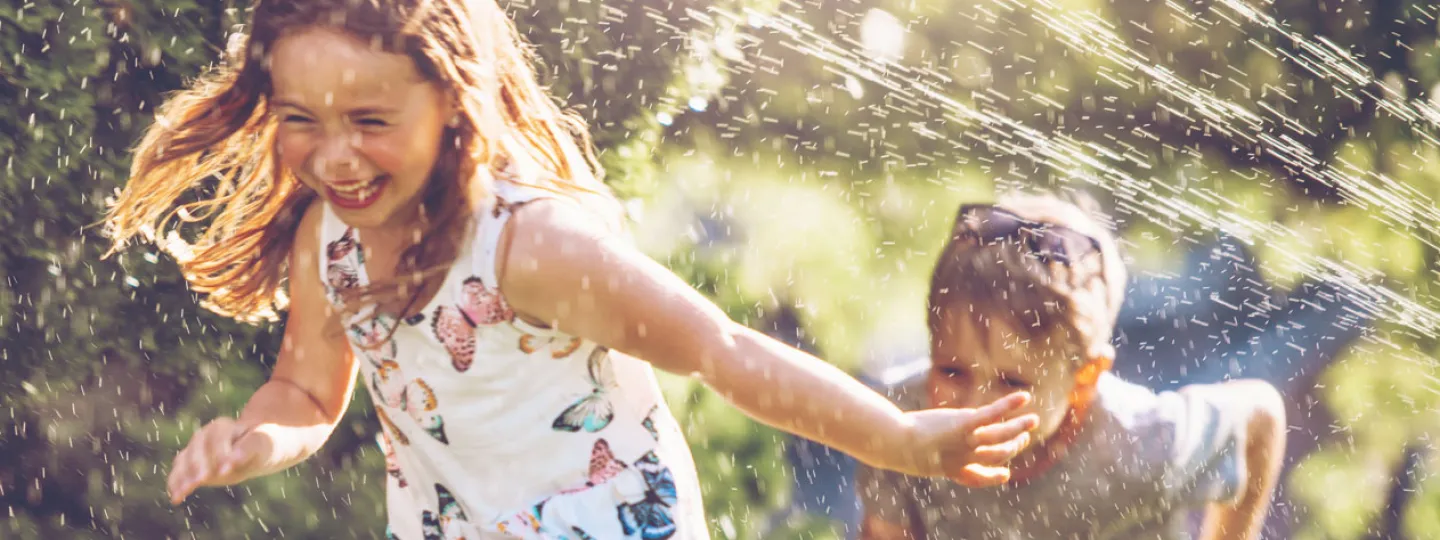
[928,191,1126,366]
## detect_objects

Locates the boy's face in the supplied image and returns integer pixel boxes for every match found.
[927,311,1077,444]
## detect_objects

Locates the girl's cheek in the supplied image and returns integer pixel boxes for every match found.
[275,135,311,175]
[358,139,408,173]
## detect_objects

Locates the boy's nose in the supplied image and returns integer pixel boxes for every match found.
[962,386,1009,409]
[935,387,992,409]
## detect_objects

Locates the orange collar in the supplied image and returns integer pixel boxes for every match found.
[1004,392,1096,485]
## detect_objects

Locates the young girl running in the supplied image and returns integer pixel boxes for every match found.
[105,1,1038,538]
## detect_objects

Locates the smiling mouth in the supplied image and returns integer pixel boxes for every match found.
[327,175,389,209]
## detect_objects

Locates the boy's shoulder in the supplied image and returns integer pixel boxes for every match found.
[1093,374,1247,462]
[875,367,1248,487]
[859,369,1249,537]
[871,361,1247,483]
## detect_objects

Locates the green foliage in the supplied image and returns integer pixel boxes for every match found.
[6,0,1440,538]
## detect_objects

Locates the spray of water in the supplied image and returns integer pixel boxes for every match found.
[695,2,1440,391]
[1024,0,1440,249]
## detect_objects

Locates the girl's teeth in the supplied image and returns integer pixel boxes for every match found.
[335,179,379,197]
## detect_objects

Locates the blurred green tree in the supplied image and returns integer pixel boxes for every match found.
[6,0,1440,539]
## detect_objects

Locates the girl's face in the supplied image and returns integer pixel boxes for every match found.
[270,26,450,231]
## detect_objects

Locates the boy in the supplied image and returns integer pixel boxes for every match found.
[858,194,1286,539]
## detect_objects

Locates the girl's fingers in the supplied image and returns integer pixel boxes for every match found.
[970,432,1031,465]
[951,463,1011,487]
[202,430,237,484]
[962,392,1032,429]
[968,414,1039,447]
[168,450,202,505]
[167,419,242,504]
[166,455,189,504]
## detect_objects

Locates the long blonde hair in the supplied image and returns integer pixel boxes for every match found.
[105,0,611,322]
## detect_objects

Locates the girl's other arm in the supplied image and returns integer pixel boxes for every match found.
[167,202,359,504]
[1193,380,1286,540]
[498,200,1036,483]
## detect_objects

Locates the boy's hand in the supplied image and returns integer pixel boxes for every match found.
[167,417,275,505]
[896,392,1039,487]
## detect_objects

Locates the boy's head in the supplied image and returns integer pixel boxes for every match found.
[927,192,1126,444]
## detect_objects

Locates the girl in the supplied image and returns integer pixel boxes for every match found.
[105,1,1038,538]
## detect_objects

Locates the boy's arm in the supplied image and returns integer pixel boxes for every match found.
[497,200,1036,483]
[1189,380,1286,540]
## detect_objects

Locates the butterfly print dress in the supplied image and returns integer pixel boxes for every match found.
[319,177,708,539]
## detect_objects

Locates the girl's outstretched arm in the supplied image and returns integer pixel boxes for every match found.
[499,200,1037,483]
[167,202,359,504]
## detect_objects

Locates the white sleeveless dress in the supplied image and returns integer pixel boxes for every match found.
[318,177,709,540]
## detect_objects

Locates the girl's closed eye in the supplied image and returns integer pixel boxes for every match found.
[282,114,314,125]
[355,117,390,128]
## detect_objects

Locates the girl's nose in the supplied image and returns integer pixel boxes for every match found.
[311,131,362,181]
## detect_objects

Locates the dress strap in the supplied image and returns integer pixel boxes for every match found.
[471,179,558,292]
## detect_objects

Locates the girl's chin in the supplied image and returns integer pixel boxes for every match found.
[329,199,427,233]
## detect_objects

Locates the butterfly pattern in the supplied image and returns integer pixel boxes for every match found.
[432,277,514,372]
[558,439,628,495]
[353,316,449,444]
[619,452,679,540]
[518,333,584,358]
[375,407,409,446]
[325,229,362,301]
[328,227,358,261]
[377,431,408,488]
[491,443,680,540]
[552,347,618,433]
[369,362,449,444]
[326,239,451,447]
[642,406,660,442]
[421,484,471,540]
[318,187,693,538]
[495,510,544,538]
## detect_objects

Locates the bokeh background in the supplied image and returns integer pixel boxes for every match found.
[4,0,1440,538]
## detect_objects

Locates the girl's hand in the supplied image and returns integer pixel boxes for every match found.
[895,391,1039,487]
[166,417,275,505]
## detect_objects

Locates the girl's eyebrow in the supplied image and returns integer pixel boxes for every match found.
[271,98,311,112]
